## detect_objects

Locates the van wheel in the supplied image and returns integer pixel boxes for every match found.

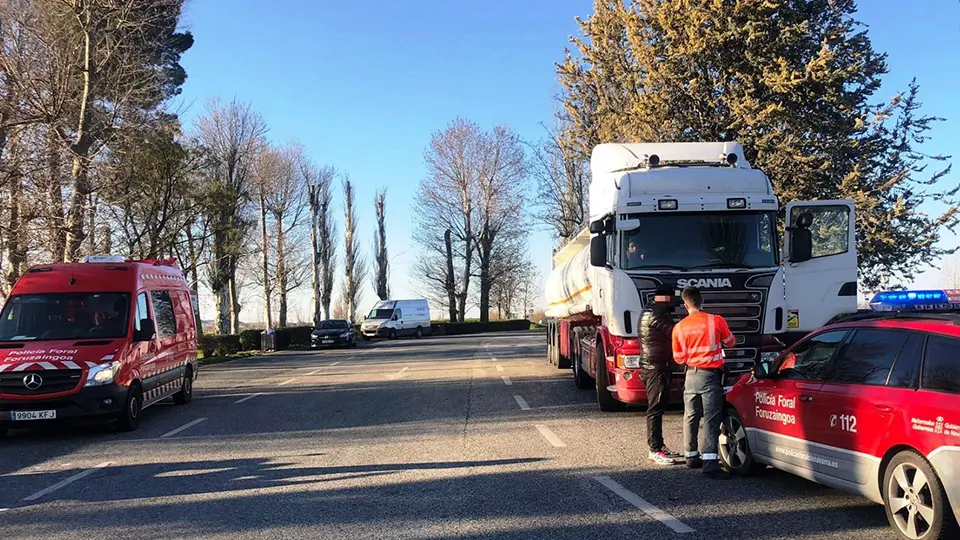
[173,367,193,405]
[415,327,423,339]
[116,384,143,432]
[389,329,397,340]
[573,350,592,390]
[719,408,764,476]
[595,358,623,412]
[883,450,957,540]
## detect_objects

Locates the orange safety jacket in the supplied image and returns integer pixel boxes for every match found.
[671,311,735,369]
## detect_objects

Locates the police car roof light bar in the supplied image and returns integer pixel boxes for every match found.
[869,289,960,312]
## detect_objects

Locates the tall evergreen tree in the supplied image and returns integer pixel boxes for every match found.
[558,0,957,289]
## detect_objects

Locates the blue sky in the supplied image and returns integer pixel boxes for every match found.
[177,0,960,322]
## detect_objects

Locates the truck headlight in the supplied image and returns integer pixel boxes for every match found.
[85,361,121,387]
[760,352,780,363]
[618,354,641,369]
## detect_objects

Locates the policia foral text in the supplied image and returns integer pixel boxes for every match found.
[671,286,736,480]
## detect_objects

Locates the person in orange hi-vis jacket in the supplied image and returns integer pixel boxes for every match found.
[672,286,736,480]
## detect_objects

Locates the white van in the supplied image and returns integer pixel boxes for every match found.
[361,299,431,340]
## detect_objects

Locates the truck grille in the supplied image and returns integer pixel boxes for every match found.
[642,288,767,374]
[0,370,82,395]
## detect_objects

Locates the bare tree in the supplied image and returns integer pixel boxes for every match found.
[942,255,960,289]
[475,126,527,322]
[528,120,589,244]
[252,147,281,329]
[372,188,390,300]
[309,166,337,320]
[342,176,366,324]
[195,98,267,335]
[267,143,310,327]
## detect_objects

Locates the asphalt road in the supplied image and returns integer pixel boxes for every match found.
[0,331,900,539]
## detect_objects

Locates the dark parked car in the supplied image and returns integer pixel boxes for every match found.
[311,320,357,349]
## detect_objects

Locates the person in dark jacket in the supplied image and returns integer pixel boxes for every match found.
[639,287,682,465]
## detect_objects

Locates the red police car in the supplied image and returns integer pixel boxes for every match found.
[720,290,960,540]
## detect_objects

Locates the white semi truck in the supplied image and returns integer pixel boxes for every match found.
[544,142,858,411]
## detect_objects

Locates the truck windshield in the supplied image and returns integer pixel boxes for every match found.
[0,292,131,342]
[621,211,778,270]
[368,309,394,320]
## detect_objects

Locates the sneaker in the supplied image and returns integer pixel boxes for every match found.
[704,468,732,480]
[659,446,681,458]
[686,457,703,469]
[648,451,679,466]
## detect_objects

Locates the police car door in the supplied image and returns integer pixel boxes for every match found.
[810,329,920,490]
[782,201,857,332]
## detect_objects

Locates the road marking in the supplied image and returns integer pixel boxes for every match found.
[22,462,111,502]
[235,393,261,404]
[594,476,695,534]
[329,361,342,366]
[160,418,207,439]
[513,395,531,410]
[535,424,566,447]
[501,376,513,386]
[387,366,409,380]
[496,365,504,372]
[278,378,297,386]
[0,507,8,512]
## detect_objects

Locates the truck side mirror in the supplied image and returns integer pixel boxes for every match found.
[590,235,607,267]
[135,318,156,342]
[589,219,605,234]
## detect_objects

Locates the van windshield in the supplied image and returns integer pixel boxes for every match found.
[0,292,131,342]
[368,309,394,320]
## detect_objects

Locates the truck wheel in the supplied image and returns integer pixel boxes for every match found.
[173,366,193,405]
[719,408,764,476]
[883,450,957,540]
[595,359,623,412]
[415,327,423,339]
[573,350,592,390]
[116,383,143,432]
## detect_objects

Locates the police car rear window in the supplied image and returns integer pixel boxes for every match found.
[921,335,960,395]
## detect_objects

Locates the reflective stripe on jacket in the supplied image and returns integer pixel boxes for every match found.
[671,312,735,369]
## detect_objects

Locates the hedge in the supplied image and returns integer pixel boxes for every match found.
[431,319,530,336]
[198,334,242,357]
[239,329,261,351]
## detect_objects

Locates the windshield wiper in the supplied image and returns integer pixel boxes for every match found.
[687,262,754,270]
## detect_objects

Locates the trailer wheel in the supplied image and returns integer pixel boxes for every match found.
[573,345,592,390]
[557,329,572,369]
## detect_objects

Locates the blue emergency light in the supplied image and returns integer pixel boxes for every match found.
[869,289,960,312]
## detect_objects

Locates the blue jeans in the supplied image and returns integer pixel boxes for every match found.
[683,368,724,472]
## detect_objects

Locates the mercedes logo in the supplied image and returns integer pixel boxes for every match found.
[23,373,43,390]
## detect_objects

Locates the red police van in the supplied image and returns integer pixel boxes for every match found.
[0,256,199,436]
[721,289,960,540]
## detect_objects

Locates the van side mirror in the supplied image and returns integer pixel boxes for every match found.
[590,235,607,267]
[135,318,156,342]
[589,219,605,234]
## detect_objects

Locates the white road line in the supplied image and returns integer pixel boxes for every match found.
[496,365,504,372]
[0,507,8,512]
[501,376,513,386]
[160,418,207,439]
[594,476,695,534]
[22,462,111,502]
[513,395,531,410]
[535,424,566,447]
[387,366,409,380]
[329,361,342,366]
[278,378,297,386]
[235,393,261,404]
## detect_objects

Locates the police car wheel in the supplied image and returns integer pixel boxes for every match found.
[173,367,193,405]
[116,384,143,432]
[719,408,762,476]
[884,451,957,540]
[0,426,7,439]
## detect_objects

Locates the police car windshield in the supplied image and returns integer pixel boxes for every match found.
[621,211,778,271]
[368,309,394,320]
[0,292,131,342]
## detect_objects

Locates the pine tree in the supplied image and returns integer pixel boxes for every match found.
[558,0,957,289]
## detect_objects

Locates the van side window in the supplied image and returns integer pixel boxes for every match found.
[134,293,150,332]
[395,309,402,320]
[150,291,177,338]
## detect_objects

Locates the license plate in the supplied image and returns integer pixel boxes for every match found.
[11,410,57,421]
[322,339,334,344]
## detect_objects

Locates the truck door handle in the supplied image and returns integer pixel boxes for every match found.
[799,395,814,402]
[876,405,895,413]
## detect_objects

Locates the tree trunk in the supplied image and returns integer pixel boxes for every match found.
[229,271,241,334]
[259,195,272,329]
[63,156,92,261]
[4,171,25,292]
[478,229,492,323]
[277,215,287,327]
[214,281,230,335]
[64,7,95,262]
[444,229,457,321]
[309,185,321,326]
[87,193,98,255]
[47,130,66,262]
[185,221,203,338]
